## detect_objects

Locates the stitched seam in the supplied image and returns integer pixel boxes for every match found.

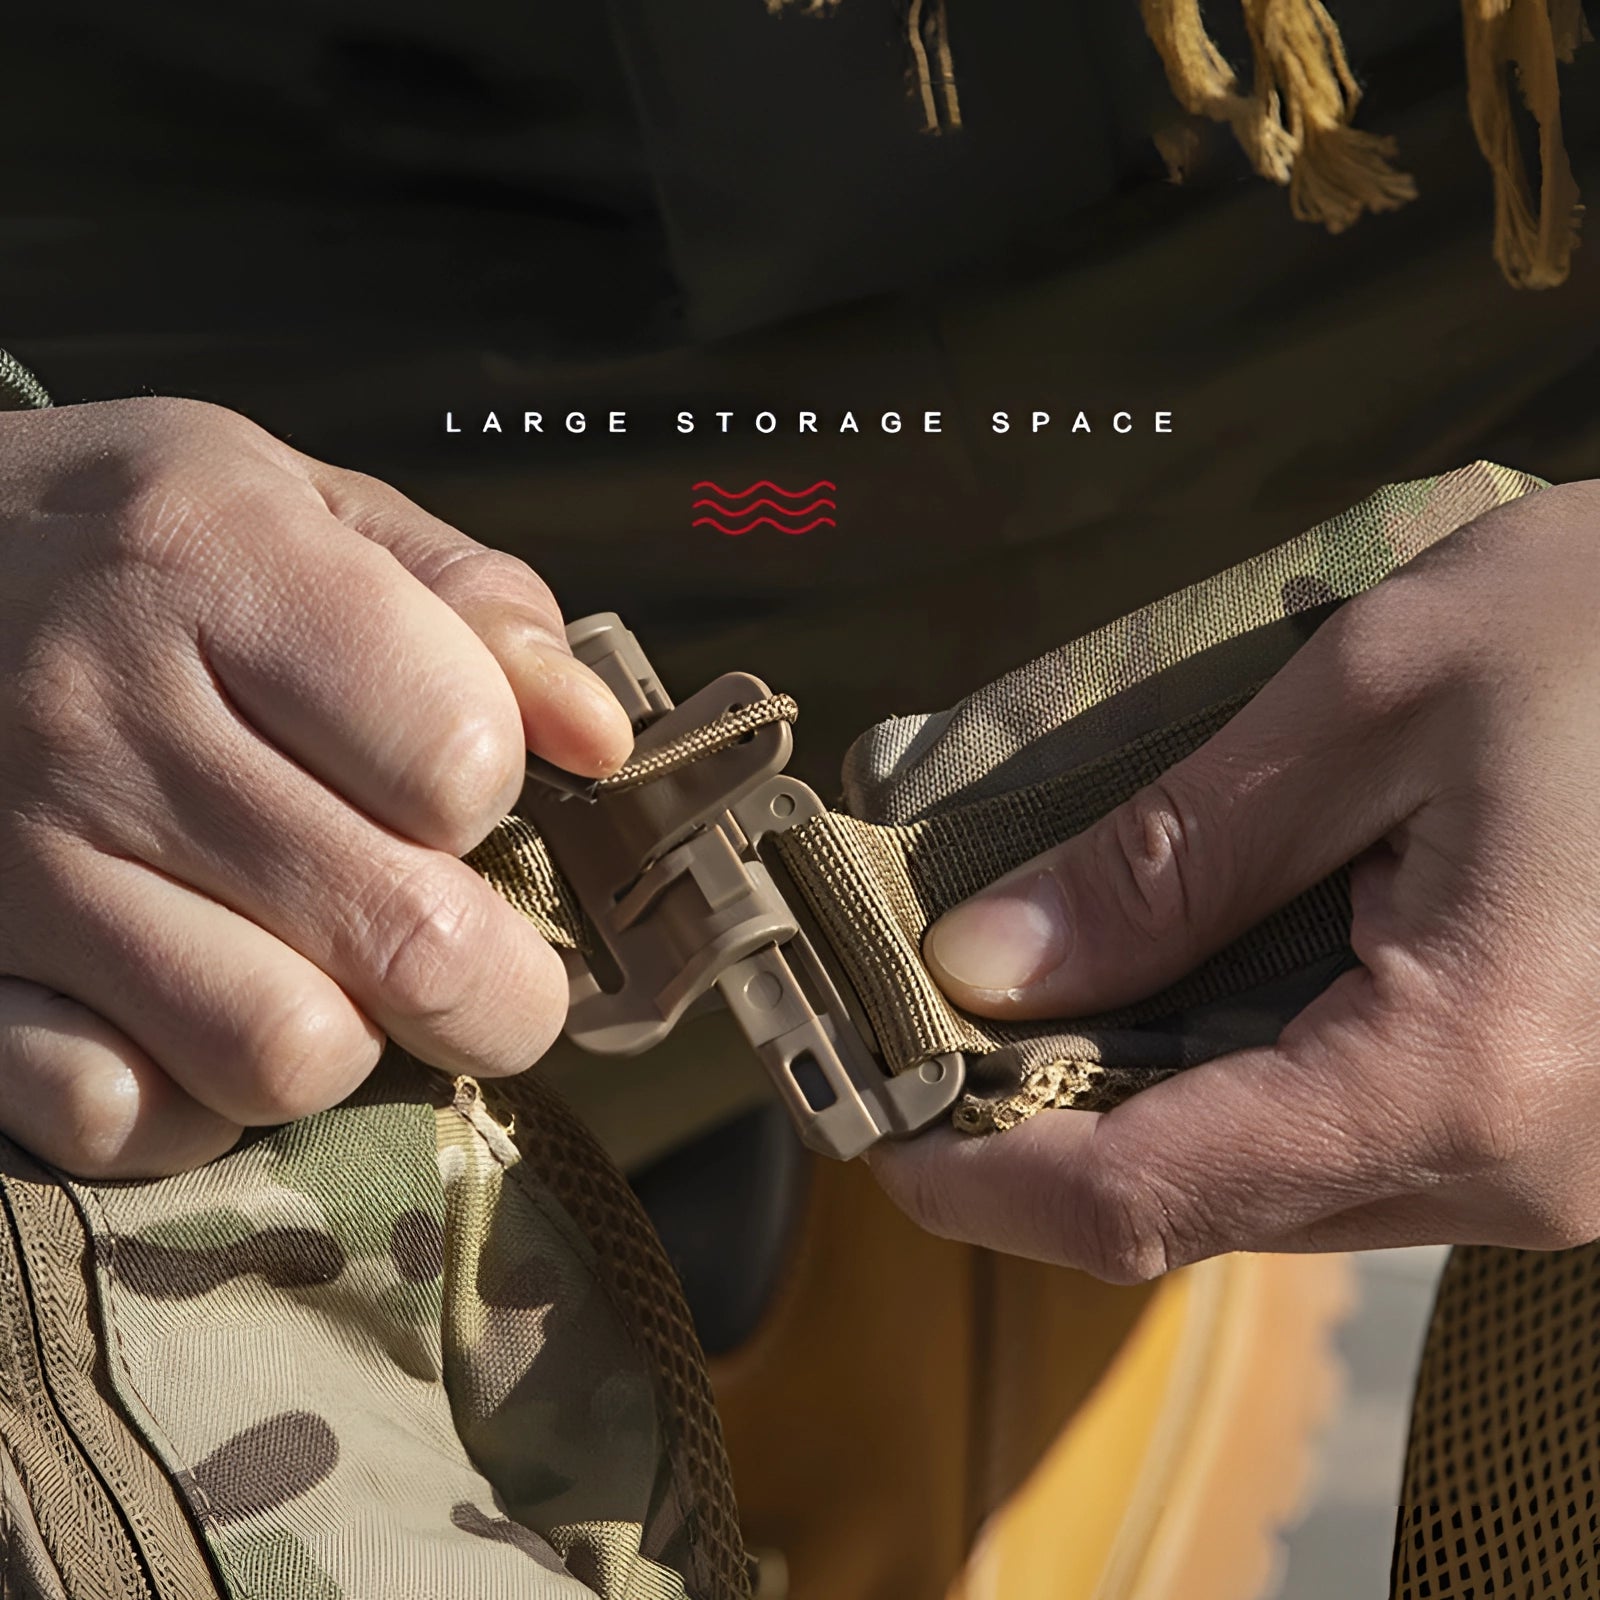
[70,1182,236,1600]
[0,1182,147,1597]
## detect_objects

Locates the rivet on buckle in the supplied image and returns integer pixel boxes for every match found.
[516,613,965,1160]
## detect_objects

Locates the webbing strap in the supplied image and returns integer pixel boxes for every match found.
[468,815,585,950]
[771,695,1357,1131]
[469,688,1355,1133]
[466,694,802,953]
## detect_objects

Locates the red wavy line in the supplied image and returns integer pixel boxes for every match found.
[691,480,836,499]
[693,498,836,517]
[693,516,837,537]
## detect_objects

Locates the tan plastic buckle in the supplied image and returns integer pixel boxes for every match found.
[516,613,965,1161]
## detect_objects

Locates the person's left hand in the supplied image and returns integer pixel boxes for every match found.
[869,479,1600,1281]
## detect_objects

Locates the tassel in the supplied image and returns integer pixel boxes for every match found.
[922,0,963,133]
[907,0,942,133]
[1243,0,1418,231]
[1547,0,1594,54]
[1461,0,1585,289]
[1141,0,1415,229]
[1139,0,1297,181]
[904,0,963,132]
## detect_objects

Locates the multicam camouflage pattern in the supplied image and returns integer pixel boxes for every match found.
[466,465,1550,1139]
[840,462,1546,825]
[0,1053,745,1600]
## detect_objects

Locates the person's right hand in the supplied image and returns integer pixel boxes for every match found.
[0,397,633,1178]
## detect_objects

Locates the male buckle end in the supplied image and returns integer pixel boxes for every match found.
[516,613,965,1160]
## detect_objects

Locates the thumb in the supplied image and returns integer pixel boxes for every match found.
[307,458,633,778]
[923,618,1425,1020]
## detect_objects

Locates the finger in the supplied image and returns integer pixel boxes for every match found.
[922,593,1434,1019]
[305,460,634,779]
[13,841,388,1126]
[873,966,1435,1280]
[190,493,531,856]
[116,720,570,1081]
[0,977,241,1179]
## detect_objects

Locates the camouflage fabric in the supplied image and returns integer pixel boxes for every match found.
[772,460,1547,1129]
[0,1053,749,1600]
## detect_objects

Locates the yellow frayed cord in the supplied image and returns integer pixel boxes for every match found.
[1461,0,1588,287]
[1142,0,1417,230]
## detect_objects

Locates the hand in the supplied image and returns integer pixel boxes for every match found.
[871,480,1600,1281]
[0,398,632,1178]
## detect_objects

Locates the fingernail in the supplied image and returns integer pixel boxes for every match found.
[516,642,634,775]
[924,872,1072,997]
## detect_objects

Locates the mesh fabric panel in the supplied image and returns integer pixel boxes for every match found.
[1393,1243,1600,1599]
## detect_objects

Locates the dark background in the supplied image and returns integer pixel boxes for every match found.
[4,0,1598,795]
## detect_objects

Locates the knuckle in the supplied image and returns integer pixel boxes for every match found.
[41,1064,145,1180]
[1475,1122,1600,1250]
[0,999,136,1179]
[1316,584,1434,723]
[9,646,111,769]
[125,394,237,437]
[415,702,525,853]
[324,466,385,502]
[1074,1154,1185,1285]
[103,411,294,577]
[234,990,382,1123]
[435,545,560,623]
[1524,1190,1600,1252]
[128,397,287,472]
[111,469,231,578]
[361,861,485,1025]
[1101,778,1210,946]
[1430,1057,1531,1179]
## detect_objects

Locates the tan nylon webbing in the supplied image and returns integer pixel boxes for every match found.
[467,693,1354,1132]
[772,695,1355,1130]
[467,815,585,952]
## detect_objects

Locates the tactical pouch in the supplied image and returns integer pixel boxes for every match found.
[0,1061,749,1600]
